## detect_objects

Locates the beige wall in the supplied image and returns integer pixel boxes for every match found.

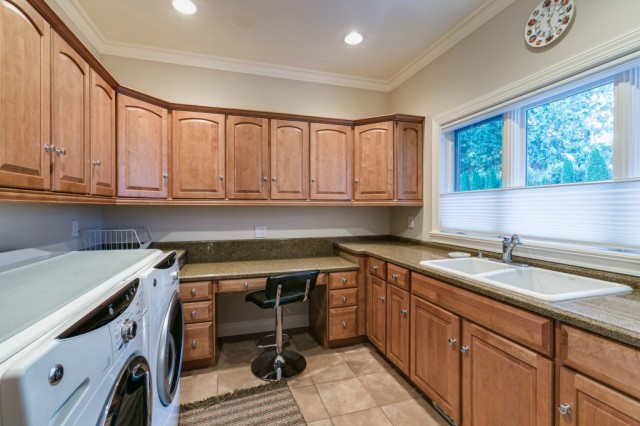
[389,0,640,240]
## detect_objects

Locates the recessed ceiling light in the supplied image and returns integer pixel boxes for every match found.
[344,31,363,45]
[172,0,197,15]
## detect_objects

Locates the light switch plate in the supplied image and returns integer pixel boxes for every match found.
[71,220,79,237]
[408,215,415,229]
[255,225,267,238]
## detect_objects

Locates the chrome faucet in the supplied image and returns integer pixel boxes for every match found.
[501,234,522,263]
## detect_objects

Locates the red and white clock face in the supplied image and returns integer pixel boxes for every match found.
[525,0,574,48]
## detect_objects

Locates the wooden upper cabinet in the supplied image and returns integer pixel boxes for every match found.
[226,116,269,200]
[270,120,309,200]
[172,111,225,199]
[51,31,90,194]
[117,95,168,198]
[309,123,353,200]
[354,121,393,200]
[396,121,423,200]
[0,0,51,190]
[89,70,116,196]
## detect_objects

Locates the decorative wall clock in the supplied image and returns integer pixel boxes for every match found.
[525,0,575,48]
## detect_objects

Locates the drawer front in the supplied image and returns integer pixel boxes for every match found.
[387,263,410,290]
[368,257,386,280]
[328,271,358,290]
[317,273,328,286]
[329,306,358,340]
[560,324,640,400]
[329,288,358,308]
[218,277,266,292]
[179,281,212,302]
[412,272,553,356]
[183,322,213,361]
[183,301,213,324]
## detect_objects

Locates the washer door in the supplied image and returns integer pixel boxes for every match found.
[100,355,152,426]
[157,292,184,406]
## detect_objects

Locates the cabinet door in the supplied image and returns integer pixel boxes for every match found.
[558,368,640,426]
[0,0,51,190]
[226,116,269,199]
[354,121,393,200]
[367,275,386,352]
[89,70,116,196]
[117,95,168,198]
[411,295,461,423]
[386,284,410,374]
[270,120,309,200]
[51,31,90,194]
[395,121,423,200]
[462,321,553,426]
[309,123,353,200]
[172,111,225,199]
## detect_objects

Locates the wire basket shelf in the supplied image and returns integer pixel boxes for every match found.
[79,227,153,251]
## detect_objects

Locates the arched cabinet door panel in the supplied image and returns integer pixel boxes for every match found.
[226,115,269,200]
[310,123,353,200]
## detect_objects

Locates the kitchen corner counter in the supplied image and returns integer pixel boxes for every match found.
[179,256,359,282]
[336,242,640,349]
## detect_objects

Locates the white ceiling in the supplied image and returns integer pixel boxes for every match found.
[50,0,516,91]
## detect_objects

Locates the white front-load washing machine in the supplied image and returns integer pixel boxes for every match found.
[140,251,183,426]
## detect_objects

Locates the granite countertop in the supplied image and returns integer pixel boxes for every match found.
[179,256,359,282]
[336,242,640,349]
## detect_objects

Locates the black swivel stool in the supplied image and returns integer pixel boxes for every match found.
[245,270,319,381]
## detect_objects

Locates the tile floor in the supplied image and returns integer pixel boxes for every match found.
[180,330,450,425]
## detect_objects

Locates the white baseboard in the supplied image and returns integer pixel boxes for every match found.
[217,314,309,338]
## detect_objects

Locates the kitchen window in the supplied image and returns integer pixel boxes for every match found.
[438,59,640,262]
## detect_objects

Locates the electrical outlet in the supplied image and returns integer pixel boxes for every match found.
[255,225,267,238]
[72,220,79,237]
[408,215,415,229]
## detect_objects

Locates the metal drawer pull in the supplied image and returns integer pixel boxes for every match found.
[341,321,347,328]
[391,273,398,279]
[401,309,408,315]
[341,277,347,284]
[55,147,66,155]
[191,310,196,319]
[557,403,572,415]
[379,296,385,302]
[191,340,197,349]
[92,160,101,166]
[219,176,224,181]
[447,338,457,346]
[460,345,470,354]
[44,144,54,152]
[372,265,378,270]
[191,288,197,297]
[341,296,347,302]
[243,282,249,288]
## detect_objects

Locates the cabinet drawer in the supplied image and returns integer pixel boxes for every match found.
[368,257,386,280]
[329,288,358,308]
[183,301,213,324]
[317,273,328,286]
[329,306,357,340]
[328,271,358,290]
[183,322,213,362]
[218,277,266,292]
[387,263,410,290]
[179,281,212,302]
[412,272,552,356]
[560,324,640,400]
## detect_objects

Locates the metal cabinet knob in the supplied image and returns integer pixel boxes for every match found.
[243,282,249,288]
[447,338,457,346]
[341,277,347,284]
[401,309,408,315]
[391,273,398,279]
[219,176,225,181]
[354,179,359,184]
[191,288,197,297]
[55,147,66,156]
[272,177,276,181]
[379,296,385,302]
[341,321,347,328]
[92,160,101,166]
[191,310,197,319]
[191,340,197,349]
[44,144,54,152]
[263,176,268,182]
[460,345,470,354]
[557,403,572,415]
[341,296,347,302]
[163,174,169,178]
[311,177,316,183]
[372,265,378,270]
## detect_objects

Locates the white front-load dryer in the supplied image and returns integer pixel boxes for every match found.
[141,252,183,426]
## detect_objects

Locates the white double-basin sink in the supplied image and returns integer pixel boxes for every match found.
[419,257,632,302]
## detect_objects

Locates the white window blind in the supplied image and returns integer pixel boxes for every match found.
[440,179,640,251]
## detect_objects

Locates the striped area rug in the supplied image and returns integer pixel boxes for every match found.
[179,382,305,426]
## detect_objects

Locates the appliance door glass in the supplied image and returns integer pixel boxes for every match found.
[158,293,184,406]
[101,355,152,426]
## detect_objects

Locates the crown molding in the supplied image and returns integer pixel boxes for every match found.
[48,0,515,93]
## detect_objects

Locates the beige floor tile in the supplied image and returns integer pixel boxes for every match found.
[331,407,392,426]
[179,371,218,403]
[341,349,388,376]
[290,385,331,423]
[381,398,450,426]
[307,420,334,426]
[287,368,314,389]
[217,345,263,371]
[358,371,414,406]
[292,332,333,357]
[216,366,265,394]
[316,377,377,417]
[306,353,355,384]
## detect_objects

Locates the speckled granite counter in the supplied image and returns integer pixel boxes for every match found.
[336,242,640,349]
[179,256,359,282]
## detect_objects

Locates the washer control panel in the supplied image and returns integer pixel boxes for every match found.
[110,282,146,353]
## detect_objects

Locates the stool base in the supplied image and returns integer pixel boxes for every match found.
[250,349,306,382]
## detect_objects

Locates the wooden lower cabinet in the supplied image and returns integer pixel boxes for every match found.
[410,295,461,423]
[183,322,214,362]
[386,284,410,374]
[367,275,386,352]
[180,281,216,369]
[461,321,553,426]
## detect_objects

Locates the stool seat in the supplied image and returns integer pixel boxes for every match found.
[245,270,319,381]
